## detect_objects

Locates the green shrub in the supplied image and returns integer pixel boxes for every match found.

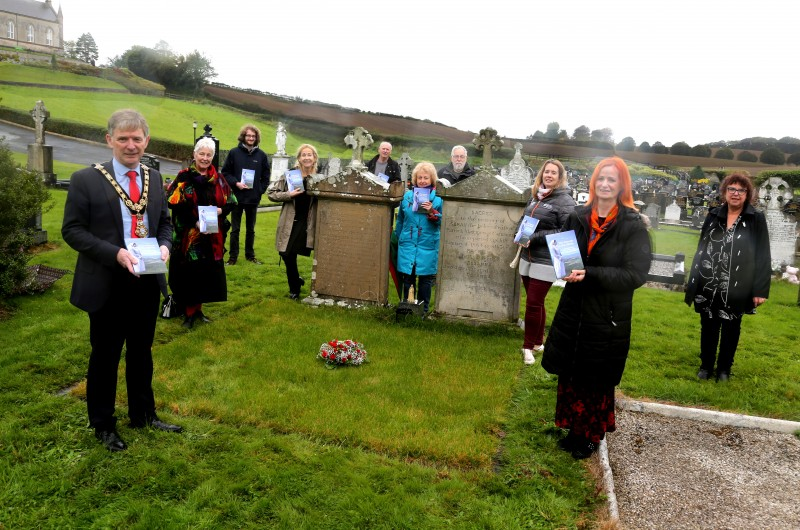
[0,141,51,298]
[737,151,758,162]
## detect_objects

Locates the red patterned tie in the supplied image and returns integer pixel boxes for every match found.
[127,170,140,238]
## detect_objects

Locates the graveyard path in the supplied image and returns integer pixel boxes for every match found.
[0,120,183,176]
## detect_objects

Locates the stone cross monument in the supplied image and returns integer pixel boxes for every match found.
[275,122,287,156]
[498,142,534,192]
[344,126,373,169]
[271,122,290,178]
[397,152,415,185]
[472,127,504,170]
[26,100,53,243]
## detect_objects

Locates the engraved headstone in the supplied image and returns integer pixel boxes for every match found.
[498,142,534,192]
[435,158,530,323]
[758,177,797,269]
[310,131,405,304]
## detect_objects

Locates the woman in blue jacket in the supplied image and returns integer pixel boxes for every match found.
[394,162,443,312]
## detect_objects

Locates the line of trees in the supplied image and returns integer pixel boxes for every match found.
[108,41,216,95]
[527,122,800,166]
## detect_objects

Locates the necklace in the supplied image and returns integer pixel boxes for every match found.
[94,163,151,237]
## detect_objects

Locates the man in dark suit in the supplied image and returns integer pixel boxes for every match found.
[62,109,182,452]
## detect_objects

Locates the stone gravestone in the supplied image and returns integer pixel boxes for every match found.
[325,155,341,177]
[270,122,290,179]
[397,152,415,186]
[435,127,528,324]
[498,142,534,192]
[309,127,405,304]
[644,203,660,230]
[758,177,797,269]
[26,100,53,244]
[664,200,681,223]
[648,253,686,286]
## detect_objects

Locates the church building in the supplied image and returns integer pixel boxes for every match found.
[0,0,63,55]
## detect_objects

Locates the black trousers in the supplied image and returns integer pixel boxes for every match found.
[699,312,742,373]
[229,204,259,259]
[282,252,303,295]
[86,273,160,431]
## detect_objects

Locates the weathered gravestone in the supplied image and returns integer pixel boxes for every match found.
[309,127,405,304]
[435,127,529,323]
[758,177,797,269]
[648,252,685,286]
[397,152,415,186]
[644,203,660,230]
[26,100,53,244]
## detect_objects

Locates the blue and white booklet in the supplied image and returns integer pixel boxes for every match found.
[198,205,218,234]
[377,172,390,183]
[514,215,540,246]
[240,169,255,187]
[286,169,304,192]
[545,230,584,279]
[412,187,431,212]
[125,237,168,275]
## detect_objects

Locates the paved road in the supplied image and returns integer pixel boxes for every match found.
[0,120,184,176]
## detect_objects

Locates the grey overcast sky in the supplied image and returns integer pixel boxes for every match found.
[58,0,797,147]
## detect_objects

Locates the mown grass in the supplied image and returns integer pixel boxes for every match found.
[0,63,125,89]
[1,187,797,528]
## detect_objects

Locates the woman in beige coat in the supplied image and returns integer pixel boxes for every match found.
[267,143,318,299]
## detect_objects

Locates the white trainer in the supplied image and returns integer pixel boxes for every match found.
[523,348,536,365]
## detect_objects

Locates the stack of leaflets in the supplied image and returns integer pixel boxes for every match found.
[198,205,219,234]
[240,169,255,187]
[545,230,584,279]
[377,172,390,183]
[125,238,168,275]
[286,169,304,192]
[412,187,431,212]
[514,215,540,246]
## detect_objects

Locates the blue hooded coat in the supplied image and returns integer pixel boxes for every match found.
[394,188,442,276]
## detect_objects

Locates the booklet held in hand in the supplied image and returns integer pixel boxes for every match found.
[125,237,167,275]
[545,230,584,279]
[514,215,539,246]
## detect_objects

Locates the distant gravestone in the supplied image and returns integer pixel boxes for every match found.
[758,177,797,269]
[397,152,414,185]
[664,200,681,222]
[435,129,528,323]
[644,203,660,230]
[270,123,290,178]
[310,128,405,304]
[472,126,504,171]
[648,253,685,286]
[498,142,534,192]
[26,100,53,244]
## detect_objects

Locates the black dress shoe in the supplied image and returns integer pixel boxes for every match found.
[131,418,183,433]
[289,293,300,301]
[197,311,212,323]
[717,370,730,382]
[298,276,305,286]
[697,368,710,380]
[558,431,578,452]
[95,429,127,452]
[571,439,598,459]
[246,257,262,265]
[226,258,237,266]
[182,314,196,329]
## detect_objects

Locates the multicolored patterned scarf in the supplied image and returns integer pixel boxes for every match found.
[168,163,235,261]
[587,204,619,256]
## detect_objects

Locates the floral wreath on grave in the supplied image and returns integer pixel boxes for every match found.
[318,339,368,368]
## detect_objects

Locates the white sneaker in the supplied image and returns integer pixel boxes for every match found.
[523,348,536,365]
[533,344,545,352]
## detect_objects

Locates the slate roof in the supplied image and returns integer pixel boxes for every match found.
[0,0,58,23]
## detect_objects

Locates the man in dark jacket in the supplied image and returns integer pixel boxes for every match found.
[221,124,271,265]
[365,141,401,183]
[437,145,476,187]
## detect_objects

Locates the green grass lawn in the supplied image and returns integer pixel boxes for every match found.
[0,63,125,89]
[1,188,798,528]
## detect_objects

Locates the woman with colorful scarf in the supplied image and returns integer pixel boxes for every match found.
[167,137,237,328]
[515,159,576,365]
[541,157,652,459]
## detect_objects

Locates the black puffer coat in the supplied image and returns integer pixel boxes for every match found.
[519,187,576,266]
[542,205,652,387]
[684,203,771,314]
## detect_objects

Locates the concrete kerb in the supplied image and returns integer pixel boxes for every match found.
[599,398,800,524]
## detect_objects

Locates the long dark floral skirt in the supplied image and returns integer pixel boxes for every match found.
[555,377,616,443]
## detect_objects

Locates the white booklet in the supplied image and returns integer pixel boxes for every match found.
[125,237,168,275]
[545,230,584,279]
[198,205,219,234]
[241,169,255,187]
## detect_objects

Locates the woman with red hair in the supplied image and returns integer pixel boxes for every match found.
[541,157,652,459]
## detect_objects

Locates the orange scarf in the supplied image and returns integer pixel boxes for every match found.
[587,205,619,256]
